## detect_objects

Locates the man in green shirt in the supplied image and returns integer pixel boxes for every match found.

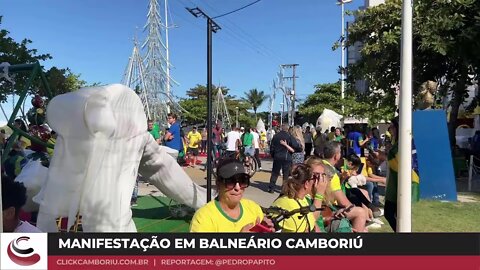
[241,128,255,158]
[148,120,160,144]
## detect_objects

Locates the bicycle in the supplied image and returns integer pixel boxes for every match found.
[236,146,258,177]
[258,204,354,233]
[211,145,258,178]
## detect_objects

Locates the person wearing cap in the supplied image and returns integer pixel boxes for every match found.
[190,158,273,232]
[186,126,202,168]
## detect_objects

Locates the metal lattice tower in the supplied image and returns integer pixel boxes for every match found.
[143,0,170,124]
[122,39,152,119]
[268,79,277,129]
[123,0,184,126]
[276,68,291,126]
[212,87,232,129]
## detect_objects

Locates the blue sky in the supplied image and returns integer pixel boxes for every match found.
[0,0,365,119]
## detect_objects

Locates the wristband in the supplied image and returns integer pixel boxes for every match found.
[314,194,324,200]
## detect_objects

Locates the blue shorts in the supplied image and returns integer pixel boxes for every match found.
[244,146,255,157]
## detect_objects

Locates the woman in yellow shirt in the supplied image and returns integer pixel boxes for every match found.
[190,158,273,232]
[271,163,328,232]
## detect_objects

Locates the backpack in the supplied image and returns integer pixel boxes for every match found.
[326,218,352,233]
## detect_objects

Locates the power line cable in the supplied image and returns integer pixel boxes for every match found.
[212,0,262,19]
[178,0,284,66]
[198,0,287,64]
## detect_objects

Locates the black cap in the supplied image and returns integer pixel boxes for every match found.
[217,160,248,179]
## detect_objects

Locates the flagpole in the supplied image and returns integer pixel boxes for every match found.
[397,0,413,232]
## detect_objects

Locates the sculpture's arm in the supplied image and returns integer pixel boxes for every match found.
[138,134,208,209]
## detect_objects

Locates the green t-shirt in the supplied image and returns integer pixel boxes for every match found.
[149,123,160,140]
[242,132,253,146]
[149,129,160,140]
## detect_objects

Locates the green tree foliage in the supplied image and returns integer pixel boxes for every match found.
[343,0,480,145]
[37,67,87,97]
[185,84,208,99]
[179,84,254,127]
[243,88,266,121]
[299,82,392,125]
[0,16,88,103]
[0,16,51,101]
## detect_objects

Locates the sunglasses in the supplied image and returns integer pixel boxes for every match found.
[221,174,250,190]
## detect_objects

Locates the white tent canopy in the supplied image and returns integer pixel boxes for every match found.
[256,118,266,133]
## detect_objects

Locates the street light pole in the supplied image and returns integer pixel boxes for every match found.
[280,101,284,126]
[235,107,239,128]
[337,0,352,113]
[187,7,221,203]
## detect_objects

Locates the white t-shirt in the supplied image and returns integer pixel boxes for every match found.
[226,131,241,151]
[14,221,42,233]
[252,132,260,149]
[267,129,275,141]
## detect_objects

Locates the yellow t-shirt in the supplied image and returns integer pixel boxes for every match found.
[323,159,342,192]
[260,131,267,141]
[271,196,315,233]
[190,199,264,232]
[367,166,373,176]
[187,131,202,148]
[47,137,56,157]
[19,136,31,149]
[360,157,368,177]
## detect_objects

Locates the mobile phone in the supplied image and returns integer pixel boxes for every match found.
[344,204,355,212]
[249,223,271,233]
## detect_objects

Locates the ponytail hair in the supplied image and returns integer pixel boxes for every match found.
[281,164,311,199]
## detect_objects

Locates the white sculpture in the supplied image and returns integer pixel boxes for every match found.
[35,84,207,232]
[316,108,343,133]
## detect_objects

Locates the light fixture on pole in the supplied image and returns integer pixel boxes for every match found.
[187,7,221,203]
[280,102,284,126]
[235,107,239,128]
[337,0,352,113]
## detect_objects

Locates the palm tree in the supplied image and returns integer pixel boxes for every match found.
[243,88,267,122]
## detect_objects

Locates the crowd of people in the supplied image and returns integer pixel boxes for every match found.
[188,121,403,233]
[2,107,409,233]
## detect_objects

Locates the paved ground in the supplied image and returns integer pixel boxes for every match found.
[138,156,281,208]
[138,155,480,206]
